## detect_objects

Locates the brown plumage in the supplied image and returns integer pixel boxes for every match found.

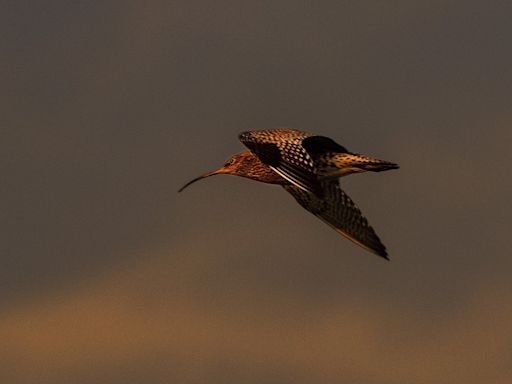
[179,128,399,259]
[178,150,286,192]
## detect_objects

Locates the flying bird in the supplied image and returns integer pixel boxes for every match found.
[179,128,398,259]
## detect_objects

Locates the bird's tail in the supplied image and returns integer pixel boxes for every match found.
[318,153,399,178]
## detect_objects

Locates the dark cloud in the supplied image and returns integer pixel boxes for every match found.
[1,1,511,382]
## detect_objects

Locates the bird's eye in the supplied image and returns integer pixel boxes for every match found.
[224,158,235,166]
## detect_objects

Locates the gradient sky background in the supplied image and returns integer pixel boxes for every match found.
[2,1,512,383]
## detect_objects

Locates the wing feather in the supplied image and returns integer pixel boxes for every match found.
[239,129,323,196]
[283,181,388,259]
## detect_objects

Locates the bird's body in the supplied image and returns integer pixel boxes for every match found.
[179,128,398,259]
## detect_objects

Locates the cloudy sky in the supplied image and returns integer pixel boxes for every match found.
[2,1,511,382]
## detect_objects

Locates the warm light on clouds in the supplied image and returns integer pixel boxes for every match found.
[0,252,510,383]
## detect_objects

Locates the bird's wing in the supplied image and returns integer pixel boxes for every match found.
[239,129,323,196]
[283,180,388,259]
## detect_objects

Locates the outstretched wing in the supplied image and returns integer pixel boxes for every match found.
[283,180,389,259]
[239,129,323,197]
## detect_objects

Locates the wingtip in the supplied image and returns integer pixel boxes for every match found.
[238,131,251,141]
[373,247,390,260]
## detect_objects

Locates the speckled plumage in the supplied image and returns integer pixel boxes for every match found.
[179,128,399,259]
[239,129,321,196]
[284,180,387,257]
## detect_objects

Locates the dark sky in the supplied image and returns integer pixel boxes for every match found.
[2,1,512,383]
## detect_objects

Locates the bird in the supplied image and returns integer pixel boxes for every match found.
[179,128,399,259]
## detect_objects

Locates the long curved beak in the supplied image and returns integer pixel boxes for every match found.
[178,168,225,192]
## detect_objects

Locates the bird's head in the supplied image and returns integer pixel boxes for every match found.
[178,151,257,192]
